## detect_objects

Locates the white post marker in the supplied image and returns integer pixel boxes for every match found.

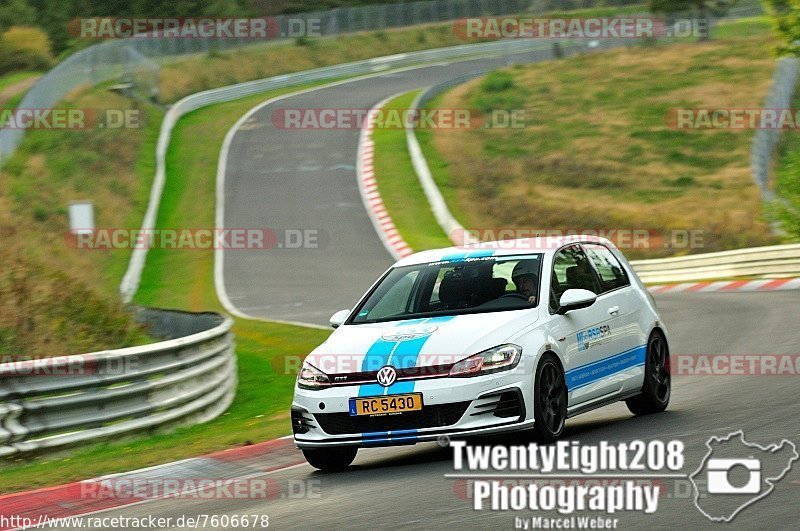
[68,200,95,235]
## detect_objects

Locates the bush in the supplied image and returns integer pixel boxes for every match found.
[294,35,315,47]
[0,26,52,74]
[480,71,515,93]
[472,70,525,114]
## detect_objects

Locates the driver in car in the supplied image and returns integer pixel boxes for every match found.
[508,260,538,305]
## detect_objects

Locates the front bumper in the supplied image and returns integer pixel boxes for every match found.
[292,365,534,448]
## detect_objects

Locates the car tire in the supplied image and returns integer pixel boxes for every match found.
[302,447,358,471]
[532,354,567,443]
[626,331,671,415]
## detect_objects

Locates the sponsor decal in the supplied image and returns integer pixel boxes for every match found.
[381,325,439,342]
[576,325,612,352]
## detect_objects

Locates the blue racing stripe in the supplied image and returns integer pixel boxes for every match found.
[355,316,455,444]
[566,345,646,391]
[358,316,455,397]
[361,429,419,444]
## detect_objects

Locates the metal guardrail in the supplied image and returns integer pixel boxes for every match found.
[751,57,799,202]
[630,244,800,284]
[0,309,236,457]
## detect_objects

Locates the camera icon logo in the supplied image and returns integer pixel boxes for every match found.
[690,430,798,522]
[706,458,761,495]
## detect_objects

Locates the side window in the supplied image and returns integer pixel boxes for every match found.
[583,244,630,292]
[549,245,600,311]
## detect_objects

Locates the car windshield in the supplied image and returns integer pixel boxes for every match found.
[350,254,544,324]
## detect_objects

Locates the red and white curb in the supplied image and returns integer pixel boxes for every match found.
[357,95,413,261]
[0,436,303,530]
[648,277,800,294]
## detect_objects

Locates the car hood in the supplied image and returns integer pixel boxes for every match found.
[306,310,538,374]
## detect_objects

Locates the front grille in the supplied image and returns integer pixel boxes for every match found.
[314,401,471,435]
[292,409,315,434]
[470,389,525,419]
[493,390,524,418]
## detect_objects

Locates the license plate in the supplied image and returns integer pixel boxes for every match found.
[349,393,423,416]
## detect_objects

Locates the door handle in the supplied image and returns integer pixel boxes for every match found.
[608,306,620,315]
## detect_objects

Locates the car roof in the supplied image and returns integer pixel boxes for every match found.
[393,235,616,267]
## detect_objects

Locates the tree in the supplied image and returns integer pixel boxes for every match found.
[648,0,738,41]
[0,0,37,32]
[763,0,800,56]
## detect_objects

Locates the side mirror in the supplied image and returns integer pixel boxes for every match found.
[556,289,597,315]
[329,309,350,329]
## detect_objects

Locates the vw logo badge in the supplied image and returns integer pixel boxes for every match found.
[376,366,397,387]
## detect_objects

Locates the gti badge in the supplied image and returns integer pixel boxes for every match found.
[376,366,397,387]
[381,325,438,342]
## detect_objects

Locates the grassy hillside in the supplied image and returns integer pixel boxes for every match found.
[0,87,160,356]
[424,32,781,257]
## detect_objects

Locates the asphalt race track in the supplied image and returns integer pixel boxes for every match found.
[220,50,556,325]
[51,290,800,529]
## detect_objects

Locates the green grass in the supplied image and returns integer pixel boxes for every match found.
[4,91,25,110]
[0,82,335,494]
[0,71,40,110]
[711,16,772,39]
[370,90,452,251]
[0,71,40,92]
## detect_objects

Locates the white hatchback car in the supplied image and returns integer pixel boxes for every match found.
[292,236,671,470]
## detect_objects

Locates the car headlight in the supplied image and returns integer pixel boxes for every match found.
[449,344,522,377]
[297,362,330,390]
